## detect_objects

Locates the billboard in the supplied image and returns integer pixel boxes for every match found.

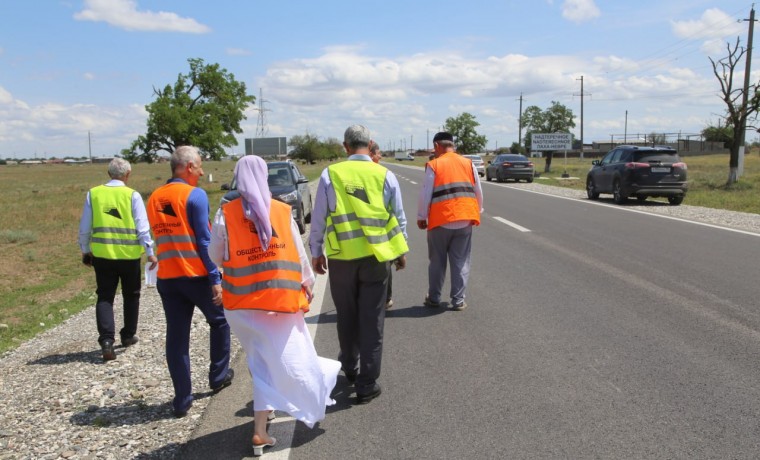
[531,133,573,151]
[244,137,287,157]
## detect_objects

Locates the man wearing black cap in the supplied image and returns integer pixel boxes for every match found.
[416,132,483,310]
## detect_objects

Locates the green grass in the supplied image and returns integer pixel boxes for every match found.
[1,152,759,354]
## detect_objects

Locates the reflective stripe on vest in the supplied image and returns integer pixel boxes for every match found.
[427,153,481,230]
[221,199,309,313]
[146,182,207,279]
[89,185,143,260]
[324,161,408,262]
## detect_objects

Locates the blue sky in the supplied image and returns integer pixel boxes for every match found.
[0,0,755,158]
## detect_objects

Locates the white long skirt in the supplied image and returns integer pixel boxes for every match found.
[225,308,340,428]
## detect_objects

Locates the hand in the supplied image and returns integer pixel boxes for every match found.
[312,255,327,275]
[81,252,93,267]
[211,284,223,306]
[303,284,314,303]
[147,255,158,271]
[417,219,427,230]
[394,254,407,271]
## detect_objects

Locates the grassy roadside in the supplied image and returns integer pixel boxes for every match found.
[1,152,758,354]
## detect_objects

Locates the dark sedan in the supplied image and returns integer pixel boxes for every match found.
[485,154,535,183]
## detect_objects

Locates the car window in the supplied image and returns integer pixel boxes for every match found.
[633,152,680,163]
[292,163,304,179]
[600,150,616,165]
[267,166,293,186]
[610,150,624,163]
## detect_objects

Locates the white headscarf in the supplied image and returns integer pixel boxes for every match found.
[234,155,272,251]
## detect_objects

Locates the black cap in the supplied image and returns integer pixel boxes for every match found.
[432,132,454,143]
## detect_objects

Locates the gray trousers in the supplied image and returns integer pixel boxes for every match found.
[427,225,473,305]
[328,256,390,393]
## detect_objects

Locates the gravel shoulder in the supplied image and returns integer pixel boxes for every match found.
[1,180,758,460]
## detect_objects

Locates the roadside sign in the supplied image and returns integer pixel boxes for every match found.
[532,133,572,151]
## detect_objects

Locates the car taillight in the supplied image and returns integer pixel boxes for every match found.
[625,162,650,169]
[673,162,687,170]
[502,163,512,168]
[527,162,534,167]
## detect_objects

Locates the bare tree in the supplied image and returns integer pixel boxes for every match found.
[710,37,759,185]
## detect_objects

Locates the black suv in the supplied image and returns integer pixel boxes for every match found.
[221,159,313,234]
[586,145,687,205]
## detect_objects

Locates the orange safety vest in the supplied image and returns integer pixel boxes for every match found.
[147,182,208,280]
[426,152,481,230]
[220,198,309,313]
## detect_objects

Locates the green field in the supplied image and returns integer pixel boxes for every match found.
[0,152,758,353]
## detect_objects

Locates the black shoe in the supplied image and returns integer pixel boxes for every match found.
[423,294,440,308]
[101,340,116,362]
[212,369,234,394]
[121,335,139,347]
[342,368,357,383]
[356,384,382,404]
[174,403,192,418]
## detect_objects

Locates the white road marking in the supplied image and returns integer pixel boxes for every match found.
[493,216,532,232]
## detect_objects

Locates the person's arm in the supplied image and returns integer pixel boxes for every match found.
[384,171,407,239]
[78,190,94,266]
[292,217,315,288]
[308,169,331,259]
[416,166,435,228]
[132,191,156,263]
[472,162,484,212]
[208,208,227,267]
[186,188,221,285]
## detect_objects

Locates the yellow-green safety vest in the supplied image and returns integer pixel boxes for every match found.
[325,161,408,262]
[90,185,143,260]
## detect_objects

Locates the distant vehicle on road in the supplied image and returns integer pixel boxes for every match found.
[221,159,313,234]
[486,154,535,183]
[395,151,414,161]
[586,145,688,205]
[463,154,485,177]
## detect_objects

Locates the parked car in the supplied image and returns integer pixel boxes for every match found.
[586,145,688,205]
[221,159,313,234]
[463,154,485,177]
[485,154,534,183]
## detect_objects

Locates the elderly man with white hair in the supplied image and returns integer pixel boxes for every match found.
[78,157,157,362]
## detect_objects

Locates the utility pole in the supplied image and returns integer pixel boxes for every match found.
[427,129,430,151]
[574,76,587,159]
[88,131,92,162]
[624,110,628,143]
[255,88,271,138]
[739,5,756,179]
[517,93,524,146]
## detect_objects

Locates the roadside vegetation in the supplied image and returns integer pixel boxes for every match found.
[0,152,758,353]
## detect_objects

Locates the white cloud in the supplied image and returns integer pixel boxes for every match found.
[83,72,96,80]
[226,48,252,56]
[671,8,743,41]
[74,0,210,34]
[562,0,601,24]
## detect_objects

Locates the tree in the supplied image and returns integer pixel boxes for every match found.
[522,101,576,172]
[289,134,343,163]
[443,112,487,154]
[702,123,734,150]
[710,37,760,184]
[509,142,526,154]
[122,58,255,163]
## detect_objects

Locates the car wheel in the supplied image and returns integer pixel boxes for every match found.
[496,173,504,183]
[636,195,647,202]
[586,177,599,200]
[485,171,491,181]
[527,177,533,183]
[668,196,684,206]
[612,180,627,204]
[297,205,306,234]
[304,195,312,224]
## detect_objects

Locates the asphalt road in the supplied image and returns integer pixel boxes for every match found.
[182,163,760,459]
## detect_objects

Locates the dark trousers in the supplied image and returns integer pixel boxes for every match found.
[156,277,231,412]
[386,269,393,301]
[328,256,389,393]
[92,257,141,345]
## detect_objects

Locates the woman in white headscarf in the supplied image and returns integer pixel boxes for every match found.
[210,155,340,456]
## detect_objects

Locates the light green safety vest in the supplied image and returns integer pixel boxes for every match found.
[325,161,408,262]
[90,185,143,260]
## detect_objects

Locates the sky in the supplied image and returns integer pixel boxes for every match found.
[0,0,756,158]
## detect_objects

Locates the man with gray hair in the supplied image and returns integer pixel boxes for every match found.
[79,157,157,362]
[147,146,233,417]
[310,125,409,404]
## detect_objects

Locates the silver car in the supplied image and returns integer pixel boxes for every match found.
[463,154,485,177]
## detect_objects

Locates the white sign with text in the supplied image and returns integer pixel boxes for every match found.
[532,133,572,151]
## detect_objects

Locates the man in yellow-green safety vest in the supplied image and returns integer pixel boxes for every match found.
[78,158,157,362]
[310,125,409,405]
